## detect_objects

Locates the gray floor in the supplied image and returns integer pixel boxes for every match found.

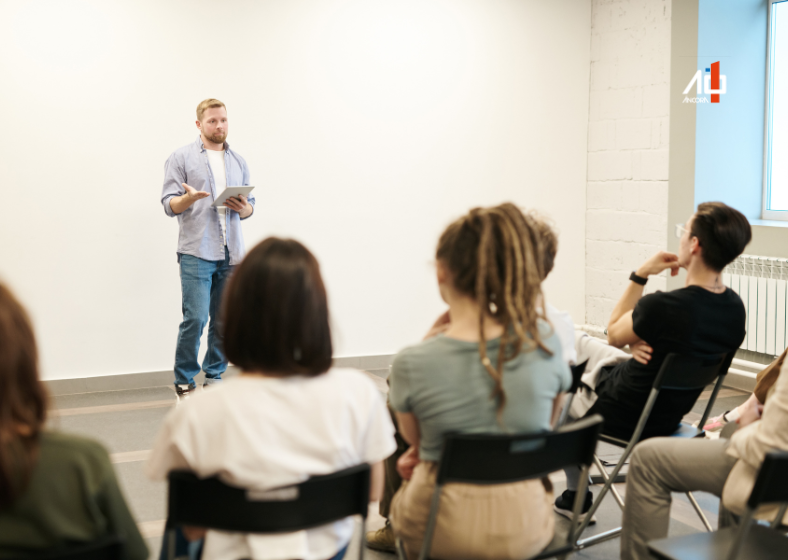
[47,370,748,560]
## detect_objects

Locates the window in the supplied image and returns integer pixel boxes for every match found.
[764,0,788,219]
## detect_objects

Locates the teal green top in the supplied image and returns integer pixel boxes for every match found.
[389,322,572,461]
[0,431,148,560]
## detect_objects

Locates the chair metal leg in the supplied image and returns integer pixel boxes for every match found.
[167,528,176,560]
[395,537,408,560]
[358,516,366,560]
[726,508,755,560]
[770,503,788,529]
[592,455,624,510]
[686,492,713,532]
[567,465,591,544]
[417,484,443,560]
[698,374,726,430]
[572,387,660,549]
[575,527,623,549]
[590,472,627,485]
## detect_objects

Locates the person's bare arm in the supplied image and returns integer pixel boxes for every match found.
[550,393,565,428]
[607,251,680,348]
[396,412,420,447]
[394,412,422,481]
[169,183,210,214]
[369,461,385,502]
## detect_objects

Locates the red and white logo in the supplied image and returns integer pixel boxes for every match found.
[683,61,726,104]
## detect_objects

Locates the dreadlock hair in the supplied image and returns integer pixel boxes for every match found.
[527,211,558,280]
[436,203,551,420]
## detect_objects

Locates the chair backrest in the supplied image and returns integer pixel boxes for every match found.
[652,352,732,391]
[569,360,588,393]
[747,451,788,509]
[435,415,603,485]
[167,464,370,533]
[27,536,124,560]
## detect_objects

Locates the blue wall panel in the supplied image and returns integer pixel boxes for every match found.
[694,0,767,220]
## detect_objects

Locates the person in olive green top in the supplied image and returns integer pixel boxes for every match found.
[0,283,147,560]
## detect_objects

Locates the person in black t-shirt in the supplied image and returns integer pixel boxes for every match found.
[554,202,751,522]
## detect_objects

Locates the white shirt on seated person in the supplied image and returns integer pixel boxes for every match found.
[545,302,577,365]
[146,368,396,560]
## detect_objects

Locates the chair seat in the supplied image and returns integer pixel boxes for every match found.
[599,422,704,449]
[647,525,788,560]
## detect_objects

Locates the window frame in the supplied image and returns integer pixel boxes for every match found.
[763,0,788,220]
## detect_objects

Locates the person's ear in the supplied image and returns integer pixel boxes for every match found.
[436,260,449,285]
[690,236,701,255]
[196,120,202,131]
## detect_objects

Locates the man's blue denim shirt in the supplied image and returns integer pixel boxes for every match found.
[161,137,255,266]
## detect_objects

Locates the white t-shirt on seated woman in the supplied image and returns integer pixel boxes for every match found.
[146,368,396,560]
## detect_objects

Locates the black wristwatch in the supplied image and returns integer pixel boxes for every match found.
[629,271,648,286]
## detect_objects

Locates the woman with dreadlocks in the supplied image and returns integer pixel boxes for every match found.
[388,203,571,559]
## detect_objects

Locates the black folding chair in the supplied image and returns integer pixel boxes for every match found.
[648,451,788,560]
[556,360,589,428]
[165,464,371,560]
[18,536,124,560]
[573,352,734,549]
[395,415,604,560]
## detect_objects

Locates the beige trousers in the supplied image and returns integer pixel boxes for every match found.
[620,438,738,560]
[389,462,554,560]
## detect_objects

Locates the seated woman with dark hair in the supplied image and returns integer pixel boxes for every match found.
[388,203,572,560]
[0,283,147,559]
[146,238,396,560]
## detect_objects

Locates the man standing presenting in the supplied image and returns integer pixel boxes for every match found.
[161,99,255,398]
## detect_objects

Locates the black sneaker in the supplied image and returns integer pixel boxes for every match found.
[554,489,596,524]
[175,384,197,401]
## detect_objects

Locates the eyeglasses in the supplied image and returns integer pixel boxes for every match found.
[675,224,689,239]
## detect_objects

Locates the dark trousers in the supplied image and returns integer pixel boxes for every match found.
[380,404,409,519]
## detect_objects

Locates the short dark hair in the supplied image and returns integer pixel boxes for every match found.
[690,202,751,271]
[222,238,332,376]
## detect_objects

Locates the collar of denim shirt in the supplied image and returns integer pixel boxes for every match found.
[195,135,232,154]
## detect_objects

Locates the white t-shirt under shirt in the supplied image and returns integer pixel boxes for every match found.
[146,369,396,560]
[545,302,577,365]
[205,149,228,245]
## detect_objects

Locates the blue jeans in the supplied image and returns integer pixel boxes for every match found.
[174,247,233,386]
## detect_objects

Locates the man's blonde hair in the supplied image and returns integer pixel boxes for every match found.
[196,98,226,121]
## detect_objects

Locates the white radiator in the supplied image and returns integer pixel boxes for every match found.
[723,254,788,356]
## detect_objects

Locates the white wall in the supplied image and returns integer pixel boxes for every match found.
[585,0,671,328]
[0,0,590,380]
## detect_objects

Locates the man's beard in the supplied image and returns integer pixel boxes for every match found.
[206,131,227,144]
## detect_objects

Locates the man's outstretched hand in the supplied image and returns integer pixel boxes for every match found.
[169,183,210,214]
[636,251,680,278]
[183,183,209,201]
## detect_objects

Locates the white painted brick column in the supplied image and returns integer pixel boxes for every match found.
[585,0,671,328]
